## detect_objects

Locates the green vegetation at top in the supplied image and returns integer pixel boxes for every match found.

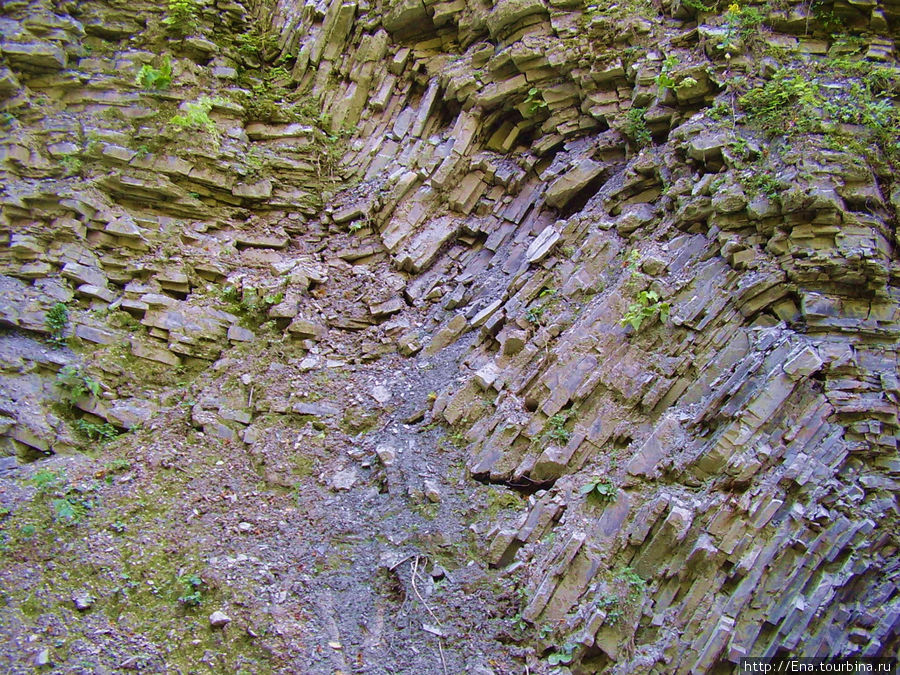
[162,0,198,35]
[45,302,68,347]
[233,26,281,61]
[739,61,899,163]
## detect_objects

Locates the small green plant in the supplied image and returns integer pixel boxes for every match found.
[620,290,670,331]
[579,477,618,503]
[60,154,83,177]
[234,27,279,60]
[220,285,241,303]
[45,302,69,347]
[262,290,283,306]
[111,572,138,597]
[545,413,571,444]
[625,249,641,276]
[615,567,646,599]
[624,107,652,147]
[680,0,718,11]
[56,366,102,406]
[728,136,748,158]
[739,69,820,134]
[169,97,219,142]
[655,55,681,92]
[596,594,623,625]
[74,418,119,441]
[548,642,577,666]
[525,306,545,324]
[30,470,64,493]
[136,57,173,89]
[29,471,96,524]
[511,612,528,633]
[708,99,731,121]
[162,0,198,34]
[52,494,88,522]
[177,573,204,607]
[524,87,548,116]
[811,0,844,32]
[741,169,779,197]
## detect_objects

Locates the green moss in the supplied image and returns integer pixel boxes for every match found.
[292,454,316,479]
[340,406,380,435]
[483,489,523,519]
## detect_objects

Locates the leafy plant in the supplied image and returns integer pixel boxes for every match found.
[579,477,618,503]
[56,366,102,406]
[728,136,749,158]
[525,306,545,324]
[162,0,198,34]
[136,57,173,90]
[615,567,646,599]
[741,65,899,163]
[524,87,548,116]
[30,469,64,493]
[717,3,763,54]
[596,594,623,625]
[624,106,652,147]
[680,0,718,11]
[739,69,820,133]
[234,27,279,60]
[625,249,641,276]
[45,302,69,347]
[548,642,577,666]
[620,290,670,331]
[52,495,88,522]
[29,471,96,524]
[545,413,571,444]
[60,154,83,177]
[169,97,220,142]
[708,100,731,121]
[741,169,779,197]
[177,573,204,607]
[655,55,681,92]
[74,419,119,441]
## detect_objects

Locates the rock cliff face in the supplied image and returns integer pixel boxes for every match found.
[0,0,898,671]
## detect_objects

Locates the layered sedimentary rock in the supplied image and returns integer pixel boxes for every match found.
[0,0,897,670]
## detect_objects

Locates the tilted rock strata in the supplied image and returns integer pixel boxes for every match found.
[0,0,897,670]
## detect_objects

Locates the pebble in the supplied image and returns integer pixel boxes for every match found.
[331,467,358,491]
[33,648,49,667]
[72,590,93,611]
[424,480,442,503]
[370,384,391,404]
[209,610,231,628]
[375,444,397,466]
